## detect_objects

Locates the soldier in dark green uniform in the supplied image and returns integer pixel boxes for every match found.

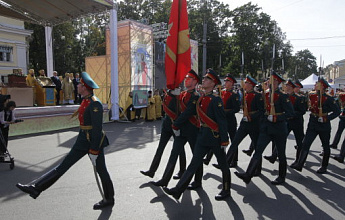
[291,78,340,173]
[214,75,264,173]
[204,73,240,167]
[16,72,114,210]
[140,90,186,178]
[264,79,306,164]
[332,91,345,163]
[235,72,294,185]
[163,69,230,201]
[151,70,202,188]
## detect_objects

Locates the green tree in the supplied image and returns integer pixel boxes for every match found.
[288,49,317,80]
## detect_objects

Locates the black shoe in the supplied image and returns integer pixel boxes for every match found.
[187,182,202,190]
[229,161,237,168]
[263,155,276,164]
[203,159,210,165]
[16,183,41,199]
[162,187,182,200]
[150,180,167,187]
[212,163,221,169]
[316,166,327,174]
[93,199,115,210]
[215,189,230,201]
[234,172,251,184]
[290,163,303,172]
[242,149,253,156]
[173,170,185,180]
[271,177,285,185]
[140,170,154,178]
[330,144,337,149]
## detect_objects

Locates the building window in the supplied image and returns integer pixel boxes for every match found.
[0,45,13,62]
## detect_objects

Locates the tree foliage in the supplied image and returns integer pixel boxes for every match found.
[24,0,316,81]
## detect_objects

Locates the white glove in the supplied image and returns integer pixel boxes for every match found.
[267,115,274,122]
[242,116,249,122]
[171,88,181,95]
[89,154,98,166]
[318,117,324,123]
[173,129,180,137]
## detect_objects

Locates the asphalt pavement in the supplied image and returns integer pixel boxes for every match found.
[0,113,344,220]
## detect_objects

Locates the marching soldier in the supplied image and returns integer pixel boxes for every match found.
[140,89,186,178]
[328,91,345,149]
[204,73,240,167]
[291,78,340,173]
[16,72,115,210]
[264,79,306,164]
[151,69,202,188]
[213,74,264,173]
[235,72,294,185]
[163,68,230,201]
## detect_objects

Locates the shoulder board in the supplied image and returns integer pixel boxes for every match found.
[309,91,316,95]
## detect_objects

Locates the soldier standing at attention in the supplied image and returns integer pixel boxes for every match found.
[235,72,294,185]
[16,72,115,210]
[291,78,340,173]
[264,79,306,164]
[204,73,240,167]
[163,69,230,201]
[140,89,186,179]
[151,69,202,188]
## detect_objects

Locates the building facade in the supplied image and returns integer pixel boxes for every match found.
[0,15,32,76]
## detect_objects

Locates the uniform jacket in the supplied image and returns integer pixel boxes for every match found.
[75,94,109,154]
[221,89,240,132]
[196,91,229,146]
[161,93,177,133]
[287,93,306,127]
[173,89,200,137]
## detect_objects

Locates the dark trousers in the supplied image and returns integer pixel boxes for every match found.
[228,122,259,154]
[331,119,345,146]
[56,89,61,105]
[302,123,331,155]
[253,122,287,163]
[0,129,7,153]
[161,134,201,185]
[56,147,114,200]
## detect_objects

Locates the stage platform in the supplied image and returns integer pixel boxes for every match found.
[9,104,111,137]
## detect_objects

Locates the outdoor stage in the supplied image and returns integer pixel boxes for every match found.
[10,104,111,137]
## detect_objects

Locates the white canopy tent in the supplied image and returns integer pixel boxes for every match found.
[300,73,319,90]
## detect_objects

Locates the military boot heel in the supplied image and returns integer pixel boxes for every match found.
[271,161,287,185]
[16,168,61,199]
[151,163,175,187]
[215,171,231,201]
[163,170,194,200]
[316,152,330,174]
[235,158,260,184]
[263,147,277,164]
[140,152,162,178]
[290,150,308,172]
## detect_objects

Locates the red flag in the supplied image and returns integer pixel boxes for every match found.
[165,0,191,90]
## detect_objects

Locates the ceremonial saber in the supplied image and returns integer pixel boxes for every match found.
[93,166,106,201]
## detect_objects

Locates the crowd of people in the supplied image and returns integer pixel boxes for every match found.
[26,69,82,105]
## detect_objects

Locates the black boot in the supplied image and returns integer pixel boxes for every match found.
[173,170,185,180]
[290,150,308,172]
[163,170,194,200]
[235,158,260,184]
[242,144,254,156]
[316,152,330,174]
[151,163,175,187]
[203,150,213,165]
[140,152,162,178]
[16,168,61,199]
[253,158,262,177]
[333,141,345,163]
[271,161,287,185]
[263,146,277,164]
[93,199,115,210]
[290,146,302,167]
[229,149,238,168]
[215,171,231,201]
[187,165,203,190]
